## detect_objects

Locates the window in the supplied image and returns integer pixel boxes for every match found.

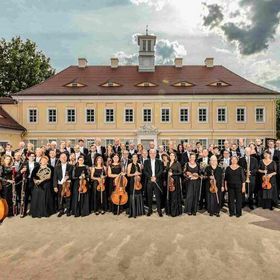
[124,109,134,123]
[48,109,57,123]
[86,139,95,147]
[143,108,152,123]
[48,138,57,143]
[198,108,208,122]
[28,109,38,123]
[161,140,169,151]
[180,108,189,122]
[217,139,225,149]
[86,109,95,123]
[161,108,170,122]
[66,109,76,123]
[147,40,151,51]
[236,108,246,122]
[199,139,208,148]
[256,108,264,122]
[217,107,226,122]
[143,40,146,51]
[105,139,114,146]
[105,109,114,123]
[180,139,189,144]
[29,139,38,149]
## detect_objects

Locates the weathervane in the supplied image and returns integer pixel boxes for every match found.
[146,25,148,35]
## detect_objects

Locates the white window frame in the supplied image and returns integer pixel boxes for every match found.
[105,139,114,146]
[236,107,246,123]
[160,107,171,123]
[198,138,208,149]
[65,108,76,124]
[29,139,38,149]
[179,107,190,123]
[104,108,115,124]
[47,108,57,124]
[124,108,134,123]
[198,107,208,123]
[142,108,152,123]
[217,107,227,123]
[28,108,38,124]
[255,107,265,123]
[85,108,95,124]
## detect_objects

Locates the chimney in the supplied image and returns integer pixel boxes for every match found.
[174,58,183,68]
[78,58,87,68]
[111,57,119,68]
[204,57,214,68]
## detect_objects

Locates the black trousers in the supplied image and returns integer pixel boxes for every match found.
[228,185,242,216]
[199,179,207,209]
[23,179,33,215]
[57,184,71,214]
[242,176,256,207]
[146,181,162,214]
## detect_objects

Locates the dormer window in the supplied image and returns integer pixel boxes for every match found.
[172,81,195,87]
[136,82,157,87]
[64,82,86,88]
[208,81,230,87]
[100,81,122,87]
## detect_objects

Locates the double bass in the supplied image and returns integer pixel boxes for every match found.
[111,171,128,215]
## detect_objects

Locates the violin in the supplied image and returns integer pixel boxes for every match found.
[111,172,128,207]
[62,172,71,198]
[134,173,142,191]
[262,166,272,190]
[209,170,218,194]
[78,170,87,193]
[168,170,175,192]
[97,170,105,192]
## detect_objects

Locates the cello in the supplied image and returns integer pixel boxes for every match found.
[111,171,128,215]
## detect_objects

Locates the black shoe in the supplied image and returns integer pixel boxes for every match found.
[192,212,196,216]
[66,212,71,217]
[249,205,254,210]
[101,211,105,215]
[210,213,213,216]
[147,212,152,216]
[216,213,220,217]
[95,212,100,215]
[187,212,192,216]
[229,214,234,217]
[128,215,132,218]
[57,212,63,217]
[236,214,241,218]
[158,212,163,217]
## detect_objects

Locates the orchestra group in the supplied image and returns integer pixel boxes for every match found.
[0,137,279,222]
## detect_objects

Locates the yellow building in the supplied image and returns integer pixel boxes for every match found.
[2,32,279,149]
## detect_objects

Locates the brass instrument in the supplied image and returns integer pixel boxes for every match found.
[34,166,51,186]
[246,156,250,184]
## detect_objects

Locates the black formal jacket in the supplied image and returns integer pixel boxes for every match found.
[143,158,163,184]
[53,163,73,188]
[238,156,259,177]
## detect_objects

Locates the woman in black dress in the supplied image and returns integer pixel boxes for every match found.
[0,155,15,217]
[176,144,184,164]
[127,154,145,218]
[31,156,54,218]
[166,152,183,217]
[258,150,277,210]
[205,155,223,217]
[161,153,169,209]
[225,155,245,217]
[107,154,124,214]
[90,156,107,215]
[71,155,90,217]
[183,153,200,215]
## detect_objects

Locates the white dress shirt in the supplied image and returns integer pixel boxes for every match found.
[28,161,35,178]
[151,159,156,177]
[58,163,67,185]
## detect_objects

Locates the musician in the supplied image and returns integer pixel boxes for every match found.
[237,138,245,158]
[48,150,58,168]
[69,153,76,166]
[14,141,27,158]
[58,141,70,159]
[35,147,43,163]
[107,153,124,214]
[95,138,106,157]
[258,150,278,210]
[53,153,73,217]
[90,156,107,215]
[127,154,145,218]
[26,142,34,158]
[147,142,159,159]
[181,143,192,166]
[30,156,54,218]
[205,155,223,217]
[21,152,38,217]
[128,142,137,159]
[231,143,241,158]
[220,150,231,167]
[113,138,122,155]
[255,138,264,158]
[165,152,183,217]
[224,155,246,217]
[71,155,90,217]
[65,140,74,155]
[13,152,25,211]
[1,143,14,157]
[239,147,259,209]
[104,144,114,163]
[197,149,209,210]
[0,155,15,216]
[176,143,184,164]
[78,139,89,156]
[220,140,231,157]
[158,145,166,161]
[161,153,169,209]
[86,144,98,167]
[143,149,163,217]
[74,144,85,163]
[136,143,144,158]
[183,153,200,216]
[121,150,130,173]
[167,141,177,156]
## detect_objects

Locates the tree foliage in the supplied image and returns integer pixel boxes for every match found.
[0,36,55,96]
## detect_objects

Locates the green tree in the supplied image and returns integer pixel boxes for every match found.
[0,36,55,96]
[277,99,280,138]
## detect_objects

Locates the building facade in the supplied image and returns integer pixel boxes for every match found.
[2,32,279,149]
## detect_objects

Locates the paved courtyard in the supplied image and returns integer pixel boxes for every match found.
[0,208,280,280]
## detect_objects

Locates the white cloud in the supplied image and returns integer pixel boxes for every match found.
[130,0,170,11]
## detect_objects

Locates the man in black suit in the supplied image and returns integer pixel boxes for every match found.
[143,149,163,216]
[86,144,99,167]
[53,153,73,217]
[95,138,106,158]
[238,147,259,209]
[78,139,89,156]
[1,143,14,157]
[65,140,74,155]
[113,138,122,155]
[48,150,59,168]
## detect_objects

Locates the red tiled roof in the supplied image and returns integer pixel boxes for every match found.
[0,106,26,131]
[14,65,277,96]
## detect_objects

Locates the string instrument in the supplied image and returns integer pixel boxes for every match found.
[61,171,71,198]
[133,165,142,191]
[168,169,175,192]
[209,170,218,193]
[262,166,272,190]
[79,170,87,194]
[111,172,128,212]
[0,197,8,223]
[97,169,105,192]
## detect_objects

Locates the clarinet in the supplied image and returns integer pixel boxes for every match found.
[20,168,27,217]
[12,166,17,216]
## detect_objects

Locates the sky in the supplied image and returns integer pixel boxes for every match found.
[0,0,280,91]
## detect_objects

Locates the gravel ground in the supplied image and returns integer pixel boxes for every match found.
[0,208,280,280]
